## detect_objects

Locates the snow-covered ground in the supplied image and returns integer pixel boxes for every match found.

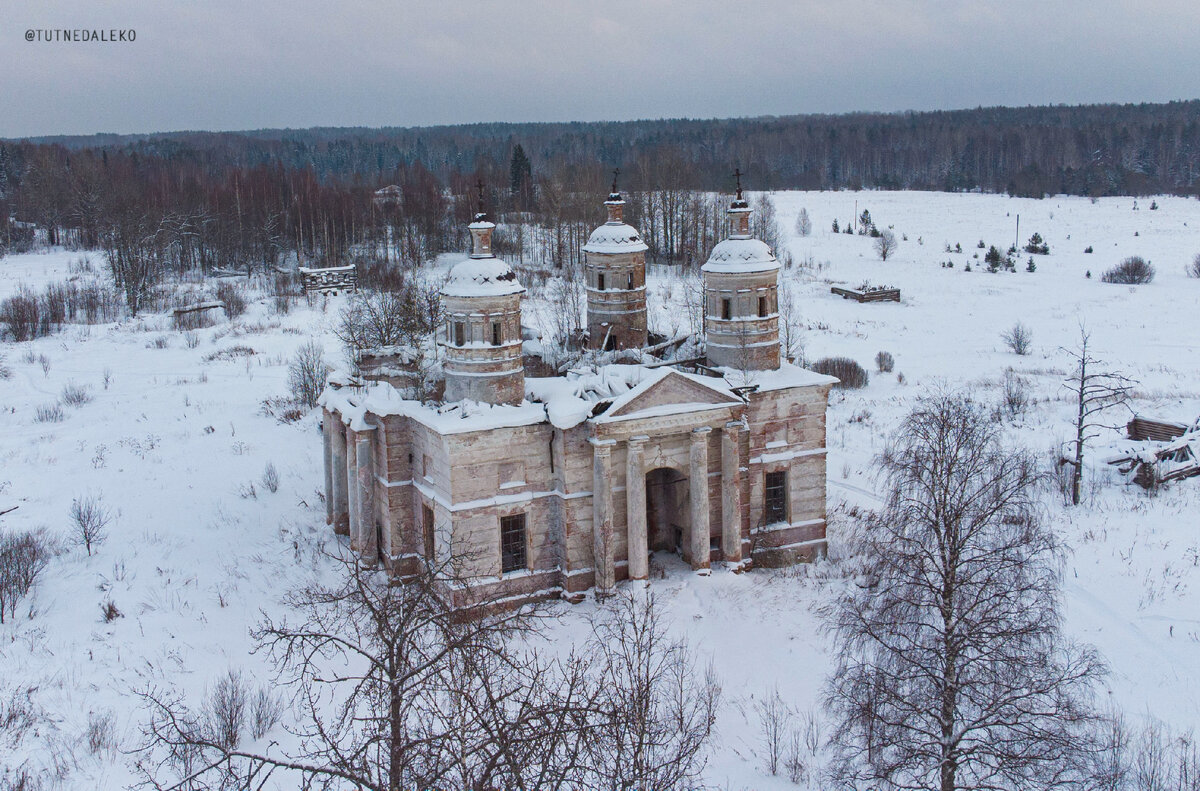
[2,190,1200,789]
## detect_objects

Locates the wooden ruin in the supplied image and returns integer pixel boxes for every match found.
[831,285,901,303]
[299,264,357,297]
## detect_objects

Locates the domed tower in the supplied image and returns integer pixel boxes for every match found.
[440,186,526,405]
[582,171,648,350]
[702,171,781,371]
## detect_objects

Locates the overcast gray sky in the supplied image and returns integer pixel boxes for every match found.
[2,0,1198,138]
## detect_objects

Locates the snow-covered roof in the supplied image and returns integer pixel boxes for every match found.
[525,365,650,429]
[582,222,649,254]
[701,237,779,274]
[591,368,742,424]
[321,381,545,435]
[717,362,839,391]
[323,357,835,435]
[441,256,525,298]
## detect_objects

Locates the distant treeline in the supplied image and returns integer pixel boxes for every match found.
[0,100,1198,279]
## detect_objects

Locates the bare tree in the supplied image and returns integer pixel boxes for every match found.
[335,281,441,370]
[583,590,720,791]
[1002,320,1033,355]
[794,207,812,237]
[0,531,51,624]
[873,230,898,261]
[70,493,111,556]
[137,550,544,790]
[824,394,1105,791]
[138,554,719,791]
[777,285,806,365]
[287,339,329,409]
[1061,328,1135,506]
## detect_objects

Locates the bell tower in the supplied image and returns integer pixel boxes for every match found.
[583,170,649,350]
[702,170,781,371]
[440,182,527,405]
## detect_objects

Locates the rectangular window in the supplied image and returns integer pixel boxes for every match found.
[721,298,732,320]
[500,513,527,573]
[597,272,606,291]
[758,296,768,317]
[764,471,788,525]
[491,321,501,347]
[422,504,435,561]
[627,271,634,289]
[453,321,465,346]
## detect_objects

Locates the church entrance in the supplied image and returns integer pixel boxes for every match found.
[645,467,690,557]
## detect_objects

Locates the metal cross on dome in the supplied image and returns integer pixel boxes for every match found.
[733,168,744,200]
[475,179,486,215]
[611,168,620,194]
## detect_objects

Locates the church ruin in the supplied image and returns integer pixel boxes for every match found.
[319,179,836,605]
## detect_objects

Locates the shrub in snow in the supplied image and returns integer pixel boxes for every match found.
[873,230,898,261]
[795,208,812,237]
[100,599,122,623]
[0,354,9,380]
[1001,369,1031,419]
[812,357,869,389]
[205,668,249,750]
[288,340,329,410]
[35,402,65,423]
[261,462,279,494]
[61,381,92,407]
[1084,245,1093,254]
[87,709,117,754]
[183,330,200,349]
[250,687,284,740]
[0,531,51,624]
[1101,256,1155,284]
[71,494,112,556]
[1002,321,1033,356]
[38,353,50,376]
[215,280,247,319]
[874,351,895,373]
[1188,253,1200,278]
[0,290,42,342]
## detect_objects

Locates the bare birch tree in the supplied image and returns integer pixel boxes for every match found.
[824,394,1105,791]
[1061,328,1135,506]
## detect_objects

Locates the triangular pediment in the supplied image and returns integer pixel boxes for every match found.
[604,370,740,420]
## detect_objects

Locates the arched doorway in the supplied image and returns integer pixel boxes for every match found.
[645,467,690,557]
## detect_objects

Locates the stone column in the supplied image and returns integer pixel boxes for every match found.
[331,419,349,536]
[345,427,359,550]
[356,430,377,565]
[592,438,616,596]
[322,409,334,525]
[625,436,649,580]
[689,427,712,571]
[721,422,743,564]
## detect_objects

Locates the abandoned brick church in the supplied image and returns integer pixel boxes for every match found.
[320,181,835,604]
